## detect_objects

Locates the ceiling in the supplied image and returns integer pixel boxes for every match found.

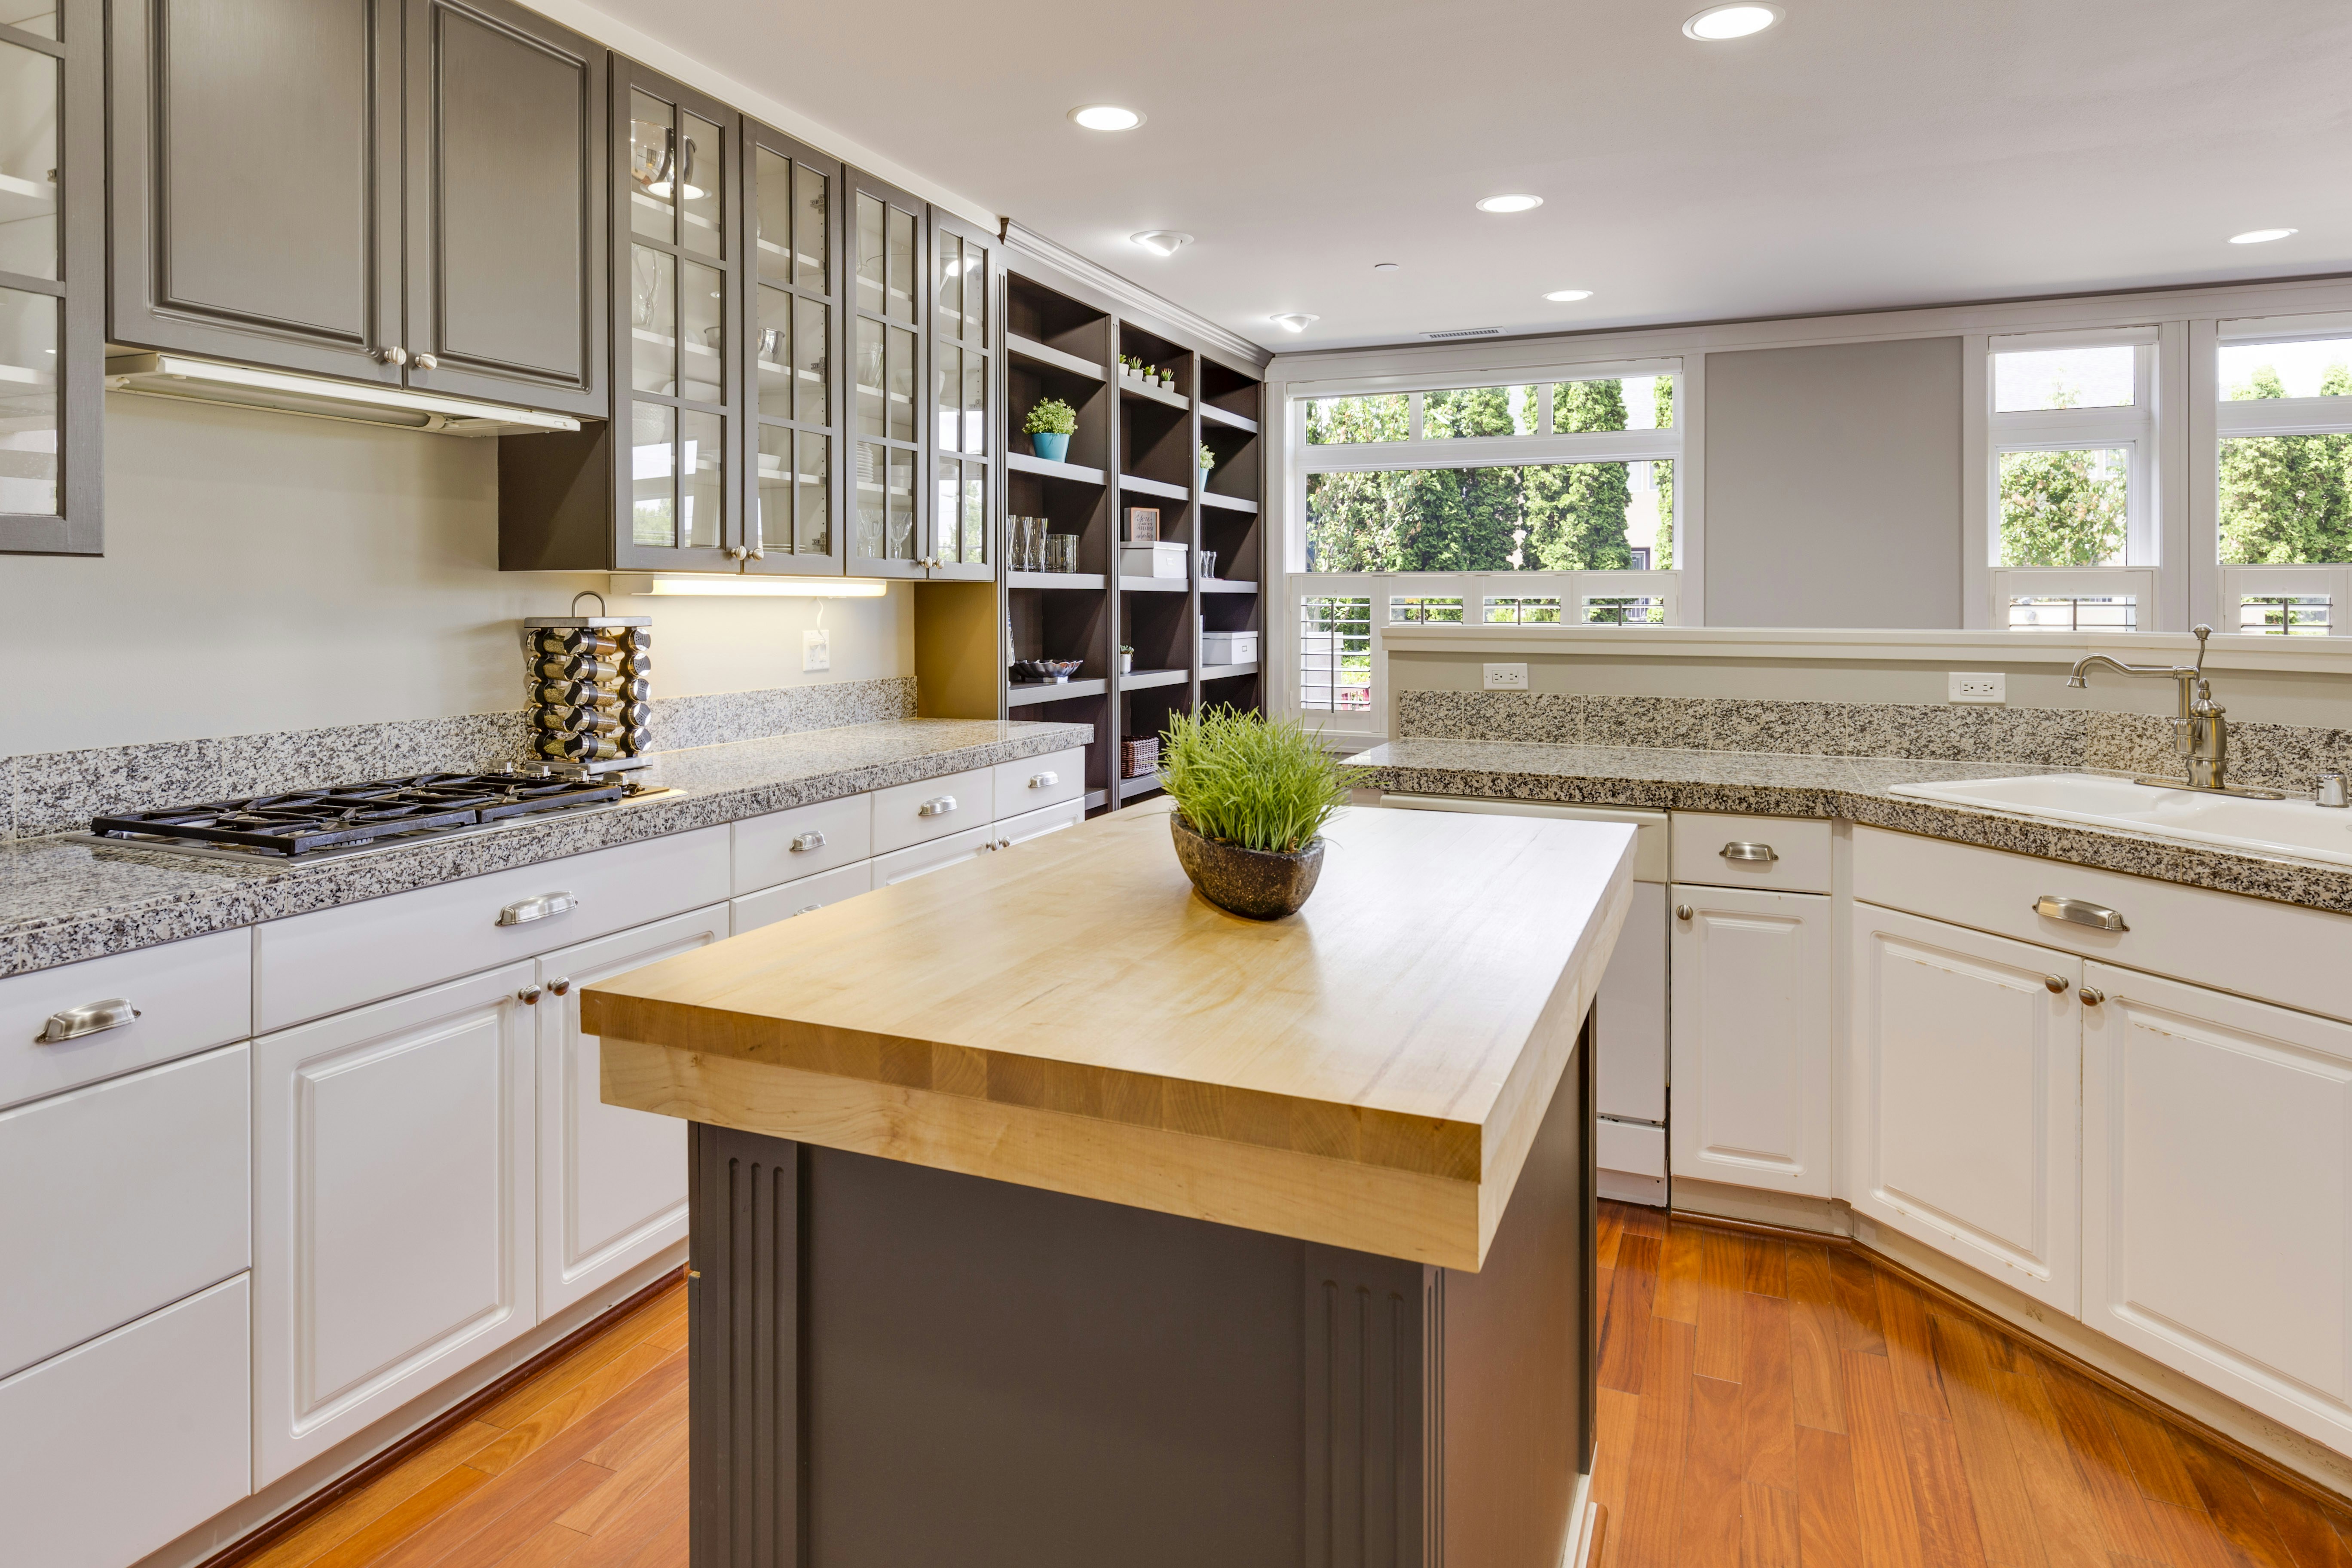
[590,0,2352,354]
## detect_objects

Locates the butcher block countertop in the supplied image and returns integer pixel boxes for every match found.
[585,799,1634,1270]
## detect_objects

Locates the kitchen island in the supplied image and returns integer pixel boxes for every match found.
[585,799,1633,1568]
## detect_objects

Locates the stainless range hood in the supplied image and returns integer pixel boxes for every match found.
[104,351,584,436]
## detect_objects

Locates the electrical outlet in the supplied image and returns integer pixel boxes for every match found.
[1483,663,1529,691]
[1948,671,2005,704]
[802,628,831,673]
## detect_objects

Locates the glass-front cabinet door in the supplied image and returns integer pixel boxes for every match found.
[0,0,97,554]
[742,122,842,576]
[926,211,995,582]
[844,169,928,580]
[612,62,740,572]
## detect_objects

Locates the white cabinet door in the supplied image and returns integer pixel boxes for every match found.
[2083,962,2352,1453]
[1850,905,2081,1314]
[1669,885,1831,1194]
[0,1274,250,1568]
[535,908,721,1319]
[1599,882,1669,1125]
[253,962,537,1486]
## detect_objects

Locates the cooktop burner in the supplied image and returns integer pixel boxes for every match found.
[89,771,634,858]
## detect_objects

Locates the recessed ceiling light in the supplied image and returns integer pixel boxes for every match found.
[2229,228,2298,245]
[1476,194,1543,214]
[1130,230,1193,256]
[1373,262,1400,273]
[1543,289,1594,303]
[1269,313,1319,333]
[1683,3,1782,39]
[1068,104,1144,131]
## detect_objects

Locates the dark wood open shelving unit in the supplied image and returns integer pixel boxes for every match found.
[915,240,1266,812]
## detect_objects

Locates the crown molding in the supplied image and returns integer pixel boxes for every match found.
[998,220,1271,372]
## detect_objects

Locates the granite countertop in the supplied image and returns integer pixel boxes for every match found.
[1350,738,2352,916]
[1,719,1090,979]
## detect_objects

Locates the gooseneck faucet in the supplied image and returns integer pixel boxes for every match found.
[2067,625,2278,797]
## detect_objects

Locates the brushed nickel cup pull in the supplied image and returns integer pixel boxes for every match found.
[1029,771,1059,788]
[1720,842,1779,863]
[413,352,438,370]
[38,997,141,1043]
[1675,904,1694,921]
[497,891,579,927]
[2032,895,2127,932]
[790,831,828,852]
[792,903,823,916]
[2081,986,2107,1005]
[2044,974,2070,994]
[918,796,958,818]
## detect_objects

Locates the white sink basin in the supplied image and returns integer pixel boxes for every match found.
[1887,773,2352,868]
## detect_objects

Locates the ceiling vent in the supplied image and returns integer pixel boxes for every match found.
[1421,326,1503,341]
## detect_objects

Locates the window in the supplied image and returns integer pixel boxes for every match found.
[2214,322,2352,634]
[1297,594,1372,712]
[1484,594,1562,625]
[1304,459,1674,574]
[1987,334,2156,627]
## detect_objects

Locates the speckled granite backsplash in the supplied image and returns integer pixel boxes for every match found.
[1393,690,2351,795]
[0,676,916,839]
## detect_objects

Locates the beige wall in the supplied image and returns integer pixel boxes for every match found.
[1703,337,1965,629]
[0,397,914,756]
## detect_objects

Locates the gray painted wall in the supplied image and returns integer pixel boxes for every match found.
[1704,337,1964,629]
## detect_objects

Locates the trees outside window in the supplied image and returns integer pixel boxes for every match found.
[2218,362,2352,566]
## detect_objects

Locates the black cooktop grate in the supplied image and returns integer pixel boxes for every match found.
[90,772,628,855]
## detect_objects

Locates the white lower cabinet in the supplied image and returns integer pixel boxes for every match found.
[1669,884,1832,1194]
[873,822,997,885]
[730,861,877,934]
[2083,962,2352,1452]
[535,908,721,1319]
[991,797,1086,849]
[0,1273,251,1568]
[254,962,538,1485]
[1850,905,2081,1313]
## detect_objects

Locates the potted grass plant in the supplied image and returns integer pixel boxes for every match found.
[1158,706,1364,919]
[1023,398,1077,463]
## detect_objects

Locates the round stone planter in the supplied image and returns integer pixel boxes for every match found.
[1169,810,1325,920]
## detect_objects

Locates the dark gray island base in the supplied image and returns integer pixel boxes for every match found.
[683,1015,1596,1568]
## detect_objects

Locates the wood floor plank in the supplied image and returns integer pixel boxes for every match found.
[1741,1292,1798,1491]
[1843,1347,1930,1568]
[244,1421,508,1568]
[2100,1396,2205,1513]
[1592,1387,1642,1568]
[1598,1202,1626,1269]
[1927,1311,2049,1568]
[2169,1431,2302,1568]
[1902,1408,1994,1568]
[1788,1245,1850,1435]
[1989,1342,2125,1568]
[2142,1497,2239,1568]
[368,1458,611,1568]
[1746,1236,1788,1298]
[1830,1248,1890,1356]
[559,1416,688,1537]
[1616,1316,1697,1568]
[487,1520,592,1568]
[2033,1357,2178,1565]
[1697,1228,1752,1382]
[1742,1483,1801,1568]
[1600,1233,1660,1395]
[1657,1221,1705,1326]
[1796,1424,1867,1568]
[1879,1273,1952,1419]
[2250,1472,2352,1568]
[583,1372,690,1476]
[566,1450,689,1568]
[474,1289,685,1431]
[1678,1374,1749,1568]
[470,1344,687,1479]
[304,1465,496,1568]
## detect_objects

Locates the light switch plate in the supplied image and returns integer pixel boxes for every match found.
[1948,671,2005,704]
[1484,663,1529,691]
[802,628,831,673]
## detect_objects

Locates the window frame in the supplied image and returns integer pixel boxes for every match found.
[2210,312,2352,634]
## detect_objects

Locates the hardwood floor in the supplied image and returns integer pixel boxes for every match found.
[1594,1201,2352,1568]
[224,1207,2352,1568]
[228,1280,690,1568]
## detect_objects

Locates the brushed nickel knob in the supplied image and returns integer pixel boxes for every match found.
[548,977,572,996]
[1675,904,1694,921]
[518,985,544,1005]
[413,352,438,370]
[2045,974,2069,994]
[377,345,408,366]
[2081,986,2107,1006]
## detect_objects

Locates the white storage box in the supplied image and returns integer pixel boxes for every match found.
[1119,542,1186,579]
[1201,631,1258,665]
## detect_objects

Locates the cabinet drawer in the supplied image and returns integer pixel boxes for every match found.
[1597,1117,1666,1179]
[1671,812,1833,893]
[872,767,992,855]
[991,798,1086,850]
[0,1274,251,1568]
[874,824,995,886]
[732,793,873,895]
[0,1043,249,1378]
[731,862,876,934]
[1852,826,2352,1024]
[0,928,251,1112]
[257,826,730,1032]
[993,747,1085,820]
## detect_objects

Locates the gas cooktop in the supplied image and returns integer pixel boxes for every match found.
[85,771,649,860]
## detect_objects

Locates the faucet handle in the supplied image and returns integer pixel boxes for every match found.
[2192,623,2213,674]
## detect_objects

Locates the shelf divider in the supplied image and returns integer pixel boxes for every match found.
[1007,451,1108,486]
[1007,332,1106,382]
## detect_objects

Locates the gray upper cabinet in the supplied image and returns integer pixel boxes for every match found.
[108,0,606,416]
[0,0,103,554]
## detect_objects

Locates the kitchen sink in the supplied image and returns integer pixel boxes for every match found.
[1887,773,2352,868]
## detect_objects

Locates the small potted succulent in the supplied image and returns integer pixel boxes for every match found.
[1198,442,1216,473]
[1119,355,1143,386]
[1159,707,1364,920]
[1159,366,1177,393]
[1023,398,1077,463]
[1118,643,1134,674]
